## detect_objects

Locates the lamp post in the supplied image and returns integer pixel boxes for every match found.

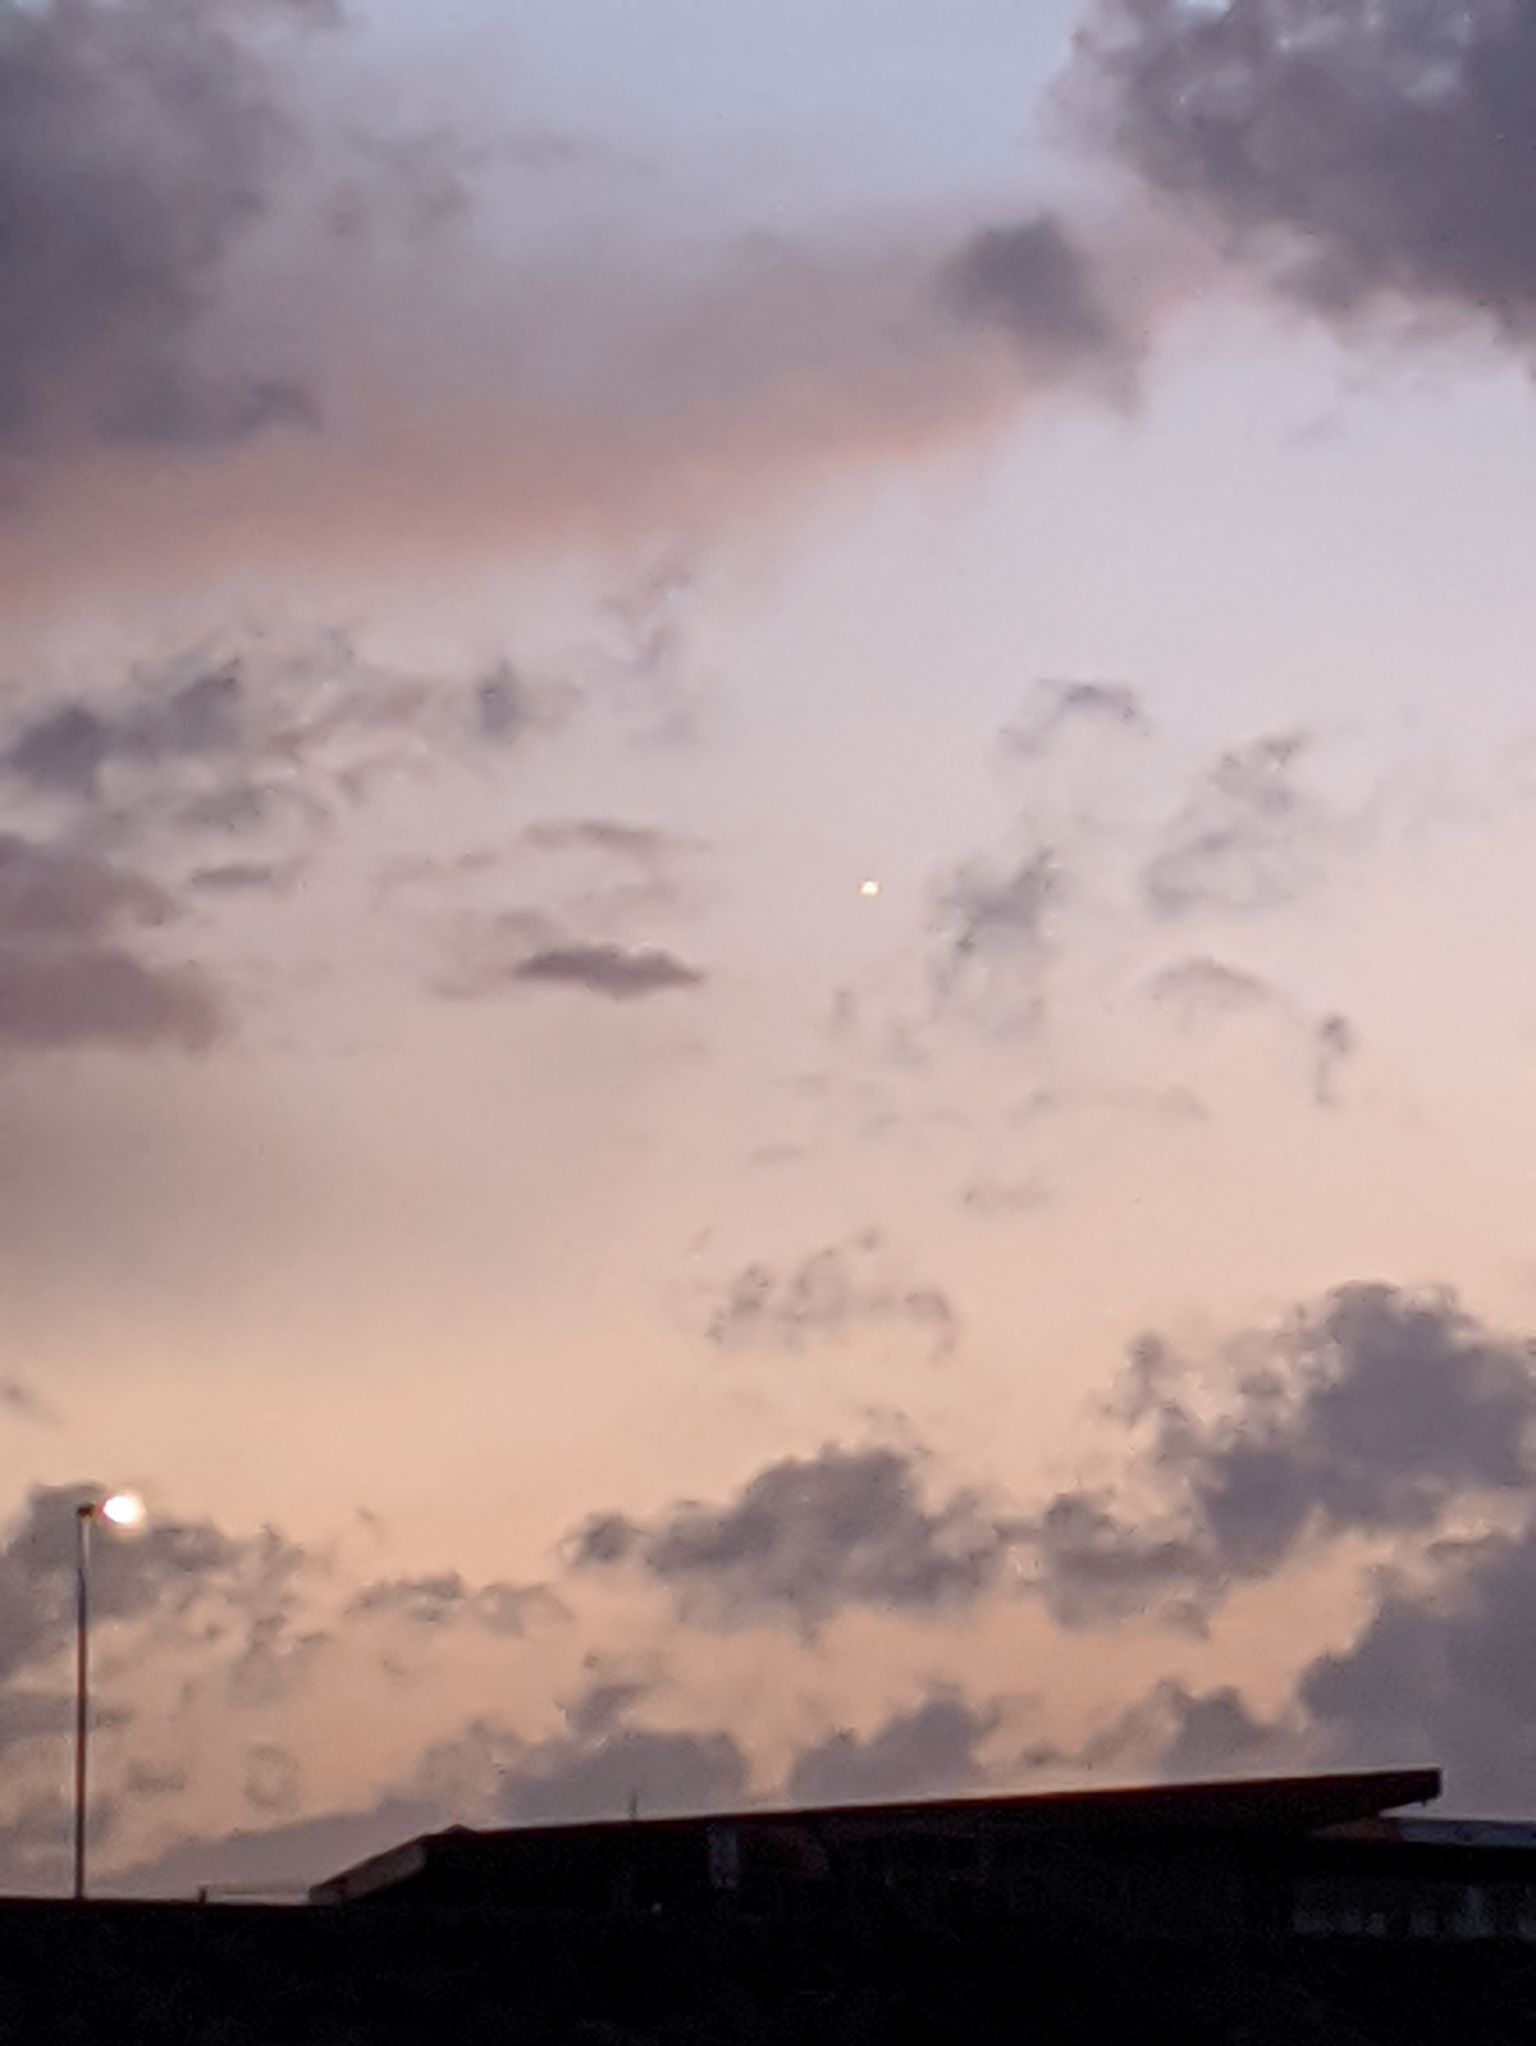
[73,1492,144,1901]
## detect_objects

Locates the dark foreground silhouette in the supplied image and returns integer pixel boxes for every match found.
[6,1898,1536,2045]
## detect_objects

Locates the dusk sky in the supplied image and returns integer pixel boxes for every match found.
[7,0,1536,1894]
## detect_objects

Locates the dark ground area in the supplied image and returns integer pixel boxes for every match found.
[7,1901,1536,2044]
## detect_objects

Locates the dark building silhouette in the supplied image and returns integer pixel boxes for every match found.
[11,1768,1536,2041]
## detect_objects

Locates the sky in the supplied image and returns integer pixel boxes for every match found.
[7,0,1536,1894]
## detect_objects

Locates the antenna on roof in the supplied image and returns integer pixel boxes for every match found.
[628,1789,640,1822]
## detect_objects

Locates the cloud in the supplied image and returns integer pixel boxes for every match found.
[1001,679,1149,758]
[0,0,327,464]
[1142,733,1328,917]
[1024,1285,1536,1626]
[785,1691,1002,1807]
[6,666,245,798]
[524,819,704,865]
[349,1571,568,1638]
[943,215,1127,368]
[930,848,1062,1032]
[0,1483,242,1687]
[1296,1518,1536,1811]
[1078,0,1536,344]
[705,1232,961,1360]
[1147,956,1276,1019]
[500,1719,749,1827]
[511,944,705,1002]
[569,1443,1016,1633]
[1148,956,1359,1109]
[0,835,222,1055]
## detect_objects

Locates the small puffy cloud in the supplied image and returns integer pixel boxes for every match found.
[706,1232,960,1361]
[1001,680,1149,758]
[512,943,705,1001]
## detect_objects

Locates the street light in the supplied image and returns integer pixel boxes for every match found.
[73,1492,144,1900]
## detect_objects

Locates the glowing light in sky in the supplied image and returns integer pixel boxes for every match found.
[859,879,881,898]
[100,1492,146,1529]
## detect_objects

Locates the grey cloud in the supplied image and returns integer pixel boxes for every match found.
[1002,680,1149,758]
[189,861,296,895]
[114,1796,439,1899]
[502,1722,749,1826]
[0,0,329,460]
[6,666,244,798]
[570,1444,1016,1633]
[0,1484,241,1687]
[349,1571,568,1638]
[1314,1012,1357,1109]
[1148,956,1275,1018]
[944,215,1125,365]
[512,943,705,1001]
[931,848,1062,1031]
[1080,0,1536,343]
[786,1691,1001,1807]
[1149,957,1359,1110]
[1143,733,1327,917]
[0,948,223,1054]
[0,835,171,940]
[0,1380,48,1423]
[706,1232,961,1360]
[1296,1519,1536,1811]
[1026,1285,1536,1626]
[524,819,702,864]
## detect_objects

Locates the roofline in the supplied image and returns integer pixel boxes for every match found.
[309,1768,1442,1902]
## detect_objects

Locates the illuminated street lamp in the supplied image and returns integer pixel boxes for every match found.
[73,1492,144,1900]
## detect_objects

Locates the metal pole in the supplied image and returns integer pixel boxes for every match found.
[73,1503,90,1902]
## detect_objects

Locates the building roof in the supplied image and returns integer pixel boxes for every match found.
[311,1768,1442,1905]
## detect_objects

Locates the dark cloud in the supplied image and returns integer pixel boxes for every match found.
[1079,0,1536,342]
[1002,680,1149,758]
[944,215,1125,366]
[1025,1285,1536,1626]
[0,1380,49,1424]
[0,1484,241,1687]
[6,664,244,799]
[1297,1517,1536,1812]
[569,1443,1016,1633]
[349,1572,567,1638]
[1142,733,1327,917]
[0,0,328,460]
[512,943,705,1001]
[706,1232,961,1360]
[502,1721,749,1826]
[786,1691,1001,1807]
